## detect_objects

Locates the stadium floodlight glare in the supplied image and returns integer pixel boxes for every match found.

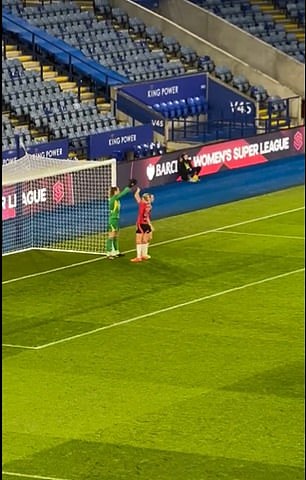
[2,154,116,256]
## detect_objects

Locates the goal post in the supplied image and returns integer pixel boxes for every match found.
[2,154,117,256]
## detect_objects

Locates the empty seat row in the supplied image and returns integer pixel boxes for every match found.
[21,2,80,15]
[152,97,208,119]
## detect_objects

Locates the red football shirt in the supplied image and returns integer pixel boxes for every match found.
[137,200,151,225]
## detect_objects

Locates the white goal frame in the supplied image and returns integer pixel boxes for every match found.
[2,155,117,256]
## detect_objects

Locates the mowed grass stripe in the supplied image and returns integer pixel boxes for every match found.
[31,267,304,350]
[2,206,304,285]
[3,266,303,350]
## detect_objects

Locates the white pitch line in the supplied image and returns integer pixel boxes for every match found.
[2,471,72,480]
[2,343,37,350]
[34,267,304,350]
[2,206,304,286]
[1,256,103,285]
[216,230,305,240]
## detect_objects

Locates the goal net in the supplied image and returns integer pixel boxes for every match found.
[2,154,116,256]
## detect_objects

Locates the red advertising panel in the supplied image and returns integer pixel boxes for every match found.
[2,185,17,220]
[2,174,74,222]
[118,126,305,188]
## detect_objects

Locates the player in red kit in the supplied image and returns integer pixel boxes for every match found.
[130,187,154,262]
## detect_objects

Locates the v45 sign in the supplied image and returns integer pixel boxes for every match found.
[208,77,256,122]
[229,101,253,115]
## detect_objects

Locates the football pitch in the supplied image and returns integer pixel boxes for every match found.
[2,185,305,480]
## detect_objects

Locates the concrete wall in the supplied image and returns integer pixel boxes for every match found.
[158,0,304,98]
[110,0,303,104]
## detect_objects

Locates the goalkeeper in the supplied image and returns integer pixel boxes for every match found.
[106,179,137,259]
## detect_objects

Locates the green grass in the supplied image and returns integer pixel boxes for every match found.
[2,186,305,480]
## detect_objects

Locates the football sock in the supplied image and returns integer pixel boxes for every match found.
[106,238,113,253]
[113,237,119,252]
[136,244,142,258]
[142,243,149,257]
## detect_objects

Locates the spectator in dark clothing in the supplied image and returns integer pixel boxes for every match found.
[178,153,201,182]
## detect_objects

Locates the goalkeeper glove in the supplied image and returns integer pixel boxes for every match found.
[128,178,137,188]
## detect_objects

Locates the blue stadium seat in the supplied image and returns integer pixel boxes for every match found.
[128,17,145,35]
[162,36,180,54]
[166,101,176,119]
[172,100,182,118]
[198,55,215,73]
[250,85,268,101]
[267,96,287,113]
[180,46,197,64]
[193,96,203,114]
[232,75,250,93]
[145,26,162,44]
[159,102,169,118]
[179,99,189,117]
[186,97,197,116]
[214,65,233,83]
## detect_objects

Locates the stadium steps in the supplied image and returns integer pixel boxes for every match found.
[58,81,95,101]
[4,44,100,102]
[42,68,59,79]
[270,119,288,126]
[3,46,22,59]
[78,91,95,101]
[3,49,20,59]
[22,61,59,80]
[2,44,20,58]
[32,134,49,142]
[249,0,276,6]
[97,99,112,112]
[250,0,304,33]
[75,0,94,12]
[5,39,108,106]
[2,45,46,72]
[22,59,42,71]
[70,86,96,102]
[258,108,289,130]
[6,113,49,143]
[57,79,78,91]
[258,109,281,120]
[9,116,23,127]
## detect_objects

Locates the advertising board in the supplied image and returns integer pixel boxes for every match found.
[88,124,153,159]
[2,138,69,164]
[117,126,305,188]
[2,174,74,222]
[207,77,256,122]
[119,73,207,106]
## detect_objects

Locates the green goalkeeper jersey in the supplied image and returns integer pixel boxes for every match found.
[109,186,131,221]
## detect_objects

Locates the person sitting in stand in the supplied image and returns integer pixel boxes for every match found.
[178,153,201,182]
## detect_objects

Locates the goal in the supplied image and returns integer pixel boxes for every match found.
[2,154,116,256]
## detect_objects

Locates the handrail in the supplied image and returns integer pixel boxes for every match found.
[2,11,130,88]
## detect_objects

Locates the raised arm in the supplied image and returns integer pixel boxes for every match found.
[134,187,141,204]
[112,186,131,200]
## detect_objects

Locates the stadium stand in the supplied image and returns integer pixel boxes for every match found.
[2,55,132,156]
[2,0,303,157]
[189,0,305,63]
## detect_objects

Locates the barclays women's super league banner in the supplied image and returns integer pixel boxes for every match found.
[117,126,305,188]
